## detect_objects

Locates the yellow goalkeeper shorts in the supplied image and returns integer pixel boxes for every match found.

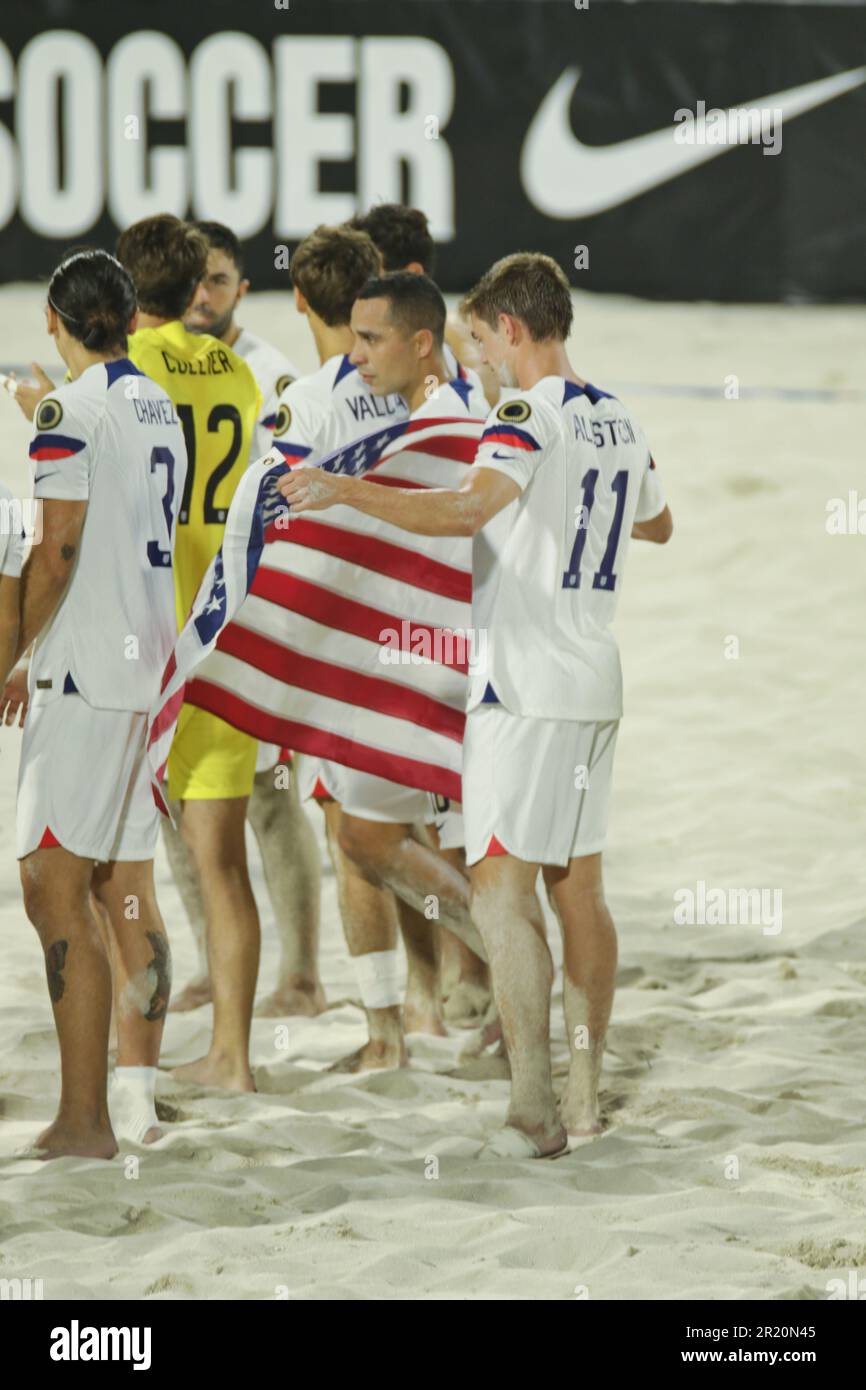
[167,704,258,801]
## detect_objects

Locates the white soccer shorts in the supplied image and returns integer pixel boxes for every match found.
[463,704,619,868]
[17,693,159,862]
[430,796,465,850]
[295,754,441,827]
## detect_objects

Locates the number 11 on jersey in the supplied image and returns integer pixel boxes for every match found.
[562,468,629,592]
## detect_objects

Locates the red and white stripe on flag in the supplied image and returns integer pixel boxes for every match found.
[148,415,485,805]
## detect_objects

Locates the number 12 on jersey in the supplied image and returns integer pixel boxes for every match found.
[562,468,628,592]
[176,403,243,526]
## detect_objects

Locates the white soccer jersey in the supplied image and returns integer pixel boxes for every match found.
[270,352,409,468]
[422,374,488,423]
[0,480,25,578]
[28,358,187,712]
[232,327,302,462]
[469,377,666,721]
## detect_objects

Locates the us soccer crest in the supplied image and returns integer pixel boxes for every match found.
[36,397,63,430]
[496,398,531,424]
[274,403,292,436]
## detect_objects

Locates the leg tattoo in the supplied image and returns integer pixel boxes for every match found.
[144,931,172,1021]
[46,939,69,1003]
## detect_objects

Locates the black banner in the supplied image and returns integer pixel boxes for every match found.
[0,0,863,301]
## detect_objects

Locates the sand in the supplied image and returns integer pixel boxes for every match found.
[0,284,864,1301]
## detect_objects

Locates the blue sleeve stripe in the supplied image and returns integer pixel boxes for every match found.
[480,423,540,451]
[29,433,87,459]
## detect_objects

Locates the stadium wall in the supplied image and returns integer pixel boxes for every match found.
[0,0,863,302]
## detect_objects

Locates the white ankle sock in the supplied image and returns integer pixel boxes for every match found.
[110,1065,160,1143]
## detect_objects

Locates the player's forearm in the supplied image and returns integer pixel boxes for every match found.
[0,575,18,679]
[15,551,73,660]
[0,614,17,690]
[334,475,480,537]
[632,506,673,544]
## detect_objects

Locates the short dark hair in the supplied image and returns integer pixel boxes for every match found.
[290,225,381,326]
[347,204,435,275]
[193,220,244,276]
[48,249,137,355]
[462,252,573,342]
[356,272,446,349]
[116,215,208,320]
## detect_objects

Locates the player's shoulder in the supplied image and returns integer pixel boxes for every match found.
[569,379,646,438]
[496,376,624,433]
[276,356,341,416]
[315,352,361,396]
[127,324,171,368]
[104,360,182,434]
[30,374,102,470]
[431,376,487,420]
[132,322,255,385]
[189,327,255,380]
[482,383,556,444]
[271,361,335,451]
[570,379,623,413]
[111,358,172,405]
[33,364,107,439]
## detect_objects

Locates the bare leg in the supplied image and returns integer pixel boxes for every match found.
[247,765,325,1017]
[543,853,616,1137]
[91,892,119,1050]
[398,898,446,1036]
[437,846,491,1027]
[93,859,171,1142]
[19,848,117,1160]
[172,798,259,1091]
[337,816,487,963]
[162,813,211,1013]
[323,800,407,1072]
[470,854,565,1155]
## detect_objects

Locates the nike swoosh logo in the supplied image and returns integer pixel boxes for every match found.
[490,450,513,461]
[521,66,866,218]
[35,470,59,483]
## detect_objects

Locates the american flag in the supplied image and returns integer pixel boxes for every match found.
[147,413,486,806]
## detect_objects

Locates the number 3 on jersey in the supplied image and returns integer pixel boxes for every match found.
[176,403,243,525]
[146,446,176,568]
[562,468,628,592]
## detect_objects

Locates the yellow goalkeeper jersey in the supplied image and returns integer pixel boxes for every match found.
[128,319,261,628]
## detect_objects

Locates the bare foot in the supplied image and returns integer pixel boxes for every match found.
[328,1037,408,1073]
[34,1118,118,1161]
[168,979,212,1013]
[403,993,448,1037]
[171,1053,256,1092]
[536,1124,569,1158]
[562,1111,604,1139]
[442,979,491,1028]
[458,1003,503,1061]
[481,1122,568,1159]
[255,981,326,1018]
